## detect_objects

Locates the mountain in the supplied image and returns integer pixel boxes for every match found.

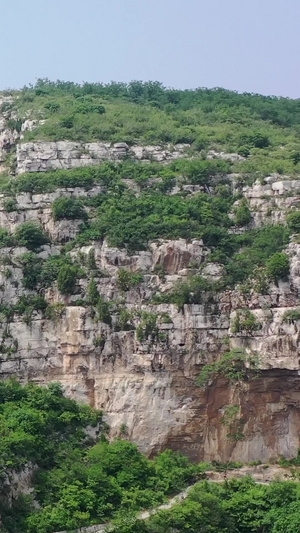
[0,80,300,466]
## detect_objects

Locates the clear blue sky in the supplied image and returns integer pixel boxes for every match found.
[2,0,299,97]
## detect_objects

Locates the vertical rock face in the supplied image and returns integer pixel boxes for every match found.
[1,117,300,462]
[0,215,300,461]
[16,142,191,174]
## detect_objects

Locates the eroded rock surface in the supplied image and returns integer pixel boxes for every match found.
[16,142,191,174]
[0,220,300,461]
[0,104,300,463]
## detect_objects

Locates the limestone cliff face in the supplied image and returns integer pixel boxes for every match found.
[16,141,190,174]
[1,108,300,463]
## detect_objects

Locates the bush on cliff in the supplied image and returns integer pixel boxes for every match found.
[57,263,78,294]
[15,222,50,250]
[287,210,300,233]
[266,252,290,281]
[52,197,88,221]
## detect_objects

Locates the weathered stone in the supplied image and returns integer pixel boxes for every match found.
[16,141,191,174]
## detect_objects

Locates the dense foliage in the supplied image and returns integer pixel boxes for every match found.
[197,349,259,387]
[3,383,300,533]
[111,477,300,533]
[2,78,300,180]
[0,381,200,533]
[52,197,87,221]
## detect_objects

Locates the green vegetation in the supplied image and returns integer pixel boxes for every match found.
[287,210,300,233]
[5,79,300,179]
[119,309,135,331]
[15,223,49,251]
[136,312,159,343]
[0,381,201,533]
[20,252,82,293]
[154,275,211,310]
[57,264,78,294]
[197,349,259,387]
[0,295,48,325]
[266,252,290,281]
[113,477,300,533]
[0,228,15,248]
[97,296,112,325]
[52,197,88,221]
[3,198,17,213]
[86,278,100,305]
[282,309,300,322]
[223,225,290,287]
[231,309,262,334]
[117,269,143,292]
[234,198,251,226]
[77,186,234,252]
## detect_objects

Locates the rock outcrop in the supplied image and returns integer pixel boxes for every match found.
[0,220,300,462]
[16,142,191,174]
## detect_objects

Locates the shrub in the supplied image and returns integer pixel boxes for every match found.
[45,303,65,321]
[87,248,97,271]
[75,102,105,114]
[154,276,211,310]
[136,312,158,343]
[87,278,99,305]
[224,225,290,286]
[59,115,74,128]
[14,295,48,325]
[93,336,105,348]
[119,309,135,331]
[3,197,17,212]
[282,309,300,322]
[251,132,270,148]
[52,197,88,221]
[241,131,270,149]
[7,118,23,132]
[39,255,71,287]
[237,146,251,157]
[287,211,300,233]
[197,349,259,387]
[57,264,78,294]
[21,252,42,289]
[235,199,251,226]
[44,101,60,113]
[266,252,290,281]
[0,228,15,247]
[231,310,261,334]
[291,151,300,165]
[117,269,143,291]
[15,222,49,250]
[97,296,112,326]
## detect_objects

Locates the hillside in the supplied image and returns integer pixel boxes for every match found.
[0,80,299,467]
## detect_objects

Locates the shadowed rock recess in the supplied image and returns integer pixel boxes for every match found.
[1,86,300,464]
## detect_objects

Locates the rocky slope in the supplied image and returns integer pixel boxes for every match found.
[0,92,300,464]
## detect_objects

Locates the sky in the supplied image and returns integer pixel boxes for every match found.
[1,0,299,98]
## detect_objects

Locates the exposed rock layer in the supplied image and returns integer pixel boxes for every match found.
[16,141,191,174]
[0,129,300,462]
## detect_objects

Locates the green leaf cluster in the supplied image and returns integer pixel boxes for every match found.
[197,349,259,387]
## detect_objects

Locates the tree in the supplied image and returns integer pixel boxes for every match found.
[52,197,88,221]
[266,252,290,281]
[235,199,251,226]
[287,211,300,233]
[87,278,99,305]
[57,264,78,294]
[15,222,49,250]
[117,270,143,292]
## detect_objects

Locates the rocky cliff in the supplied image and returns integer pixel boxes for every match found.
[0,91,300,464]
